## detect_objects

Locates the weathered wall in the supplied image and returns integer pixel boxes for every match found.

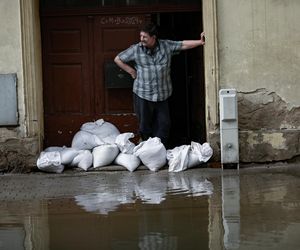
[0,0,40,172]
[217,0,300,104]
[213,0,300,162]
[0,0,24,136]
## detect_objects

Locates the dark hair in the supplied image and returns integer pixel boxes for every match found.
[140,22,158,37]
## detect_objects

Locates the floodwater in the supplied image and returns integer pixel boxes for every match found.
[0,165,300,250]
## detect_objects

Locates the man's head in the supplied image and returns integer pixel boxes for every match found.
[140,23,158,48]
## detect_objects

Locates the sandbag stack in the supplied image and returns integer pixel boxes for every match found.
[36,119,213,173]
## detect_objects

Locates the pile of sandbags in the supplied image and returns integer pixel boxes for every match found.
[36,119,213,173]
[37,119,121,173]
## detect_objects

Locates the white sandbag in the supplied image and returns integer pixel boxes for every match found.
[78,151,93,171]
[199,142,213,162]
[133,137,167,171]
[167,142,213,172]
[115,132,135,153]
[71,150,93,171]
[191,142,213,163]
[44,146,65,152]
[93,144,119,168]
[36,151,64,173]
[188,143,202,168]
[71,130,104,150]
[81,118,105,131]
[167,145,190,172]
[43,146,79,166]
[81,119,120,144]
[114,153,141,172]
[60,147,79,165]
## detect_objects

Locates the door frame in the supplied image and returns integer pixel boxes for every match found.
[203,0,219,136]
[20,0,44,150]
[20,0,219,150]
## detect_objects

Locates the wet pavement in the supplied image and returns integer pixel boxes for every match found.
[0,163,300,250]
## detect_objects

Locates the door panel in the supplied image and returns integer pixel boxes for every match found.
[42,15,146,147]
[50,30,82,52]
[51,64,83,113]
[93,15,146,132]
[42,16,93,146]
[102,28,138,51]
[105,89,133,113]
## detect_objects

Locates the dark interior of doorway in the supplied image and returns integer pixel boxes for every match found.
[150,12,206,148]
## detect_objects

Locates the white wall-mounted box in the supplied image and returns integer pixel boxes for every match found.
[219,89,239,168]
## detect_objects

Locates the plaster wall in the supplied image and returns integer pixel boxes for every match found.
[0,0,25,138]
[214,0,300,162]
[0,0,42,171]
[217,0,300,105]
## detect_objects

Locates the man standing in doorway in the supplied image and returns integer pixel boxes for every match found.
[114,22,205,147]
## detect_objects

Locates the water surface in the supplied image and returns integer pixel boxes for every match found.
[0,166,299,249]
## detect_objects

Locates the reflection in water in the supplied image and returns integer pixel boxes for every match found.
[75,173,213,214]
[1,167,300,249]
[72,173,213,250]
[46,172,211,250]
[222,173,240,249]
[138,232,177,250]
[168,173,213,197]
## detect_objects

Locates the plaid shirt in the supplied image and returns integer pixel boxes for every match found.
[117,39,182,102]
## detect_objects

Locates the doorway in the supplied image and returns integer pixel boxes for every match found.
[40,4,205,148]
[155,12,206,147]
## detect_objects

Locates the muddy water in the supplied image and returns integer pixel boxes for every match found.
[0,166,300,250]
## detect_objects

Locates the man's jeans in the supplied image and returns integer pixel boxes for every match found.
[133,94,170,147]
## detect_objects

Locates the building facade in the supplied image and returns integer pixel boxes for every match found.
[0,0,299,171]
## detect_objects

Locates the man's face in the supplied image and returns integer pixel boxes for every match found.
[140,31,156,48]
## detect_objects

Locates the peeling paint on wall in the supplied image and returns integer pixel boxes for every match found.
[262,133,286,150]
[246,132,259,148]
[238,88,300,130]
[239,130,300,162]
[246,131,286,150]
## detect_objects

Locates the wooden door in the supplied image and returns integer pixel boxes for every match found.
[93,15,146,136]
[41,15,146,147]
[42,16,92,147]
